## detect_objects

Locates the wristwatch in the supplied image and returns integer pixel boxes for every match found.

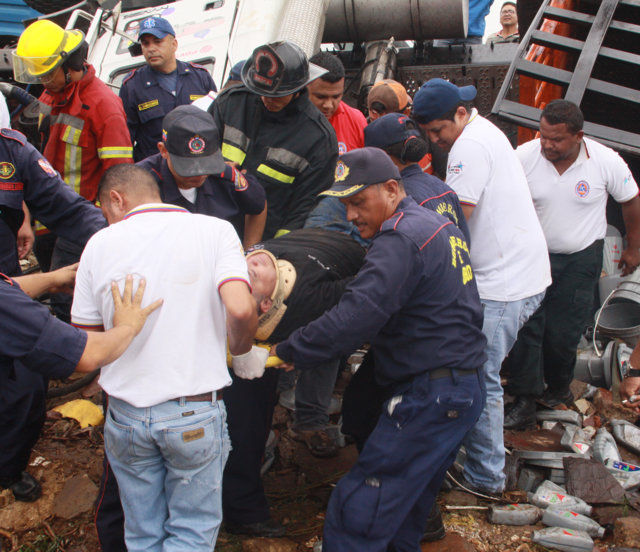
[623,360,640,378]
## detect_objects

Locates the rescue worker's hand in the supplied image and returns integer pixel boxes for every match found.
[269,344,295,372]
[48,263,78,294]
[620,377,640,413]
[618,247,640,276]
[231,345,269,379]
[111,275,163,336]
[17,220,34,259]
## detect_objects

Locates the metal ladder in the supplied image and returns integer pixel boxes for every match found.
[492,0,640,155]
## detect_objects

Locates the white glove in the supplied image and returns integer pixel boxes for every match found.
[231,346,269,380]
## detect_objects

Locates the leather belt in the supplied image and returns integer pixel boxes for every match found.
[172,390,223,402]
[429,367,478,380]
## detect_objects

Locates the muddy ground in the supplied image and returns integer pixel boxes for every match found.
[1,372,639,552]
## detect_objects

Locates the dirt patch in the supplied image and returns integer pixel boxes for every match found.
[0,383,631,552]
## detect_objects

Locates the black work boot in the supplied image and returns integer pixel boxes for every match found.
[541,387,574,408]
[503,396,537,430]
[422,502,445,542]
[0,471,42,502]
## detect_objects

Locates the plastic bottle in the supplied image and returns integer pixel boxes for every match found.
[542,506,605,537]
[528,480,593,516]
[593,427,621,464]
[532,527,594,552]
[488,503,542,525]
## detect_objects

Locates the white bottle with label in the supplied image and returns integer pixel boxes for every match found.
[528,480,593,516]
[488,503,542,525]
[542,506,605,537]
[532,527,594,552]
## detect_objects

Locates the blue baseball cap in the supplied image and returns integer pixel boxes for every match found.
[364,113,421,149]
[138,16,175,40]
[228,60,245,82]
[320,147,401,198]
[412,78,477,124]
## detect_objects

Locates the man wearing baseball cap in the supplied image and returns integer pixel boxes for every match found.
[364,112,469,243]
[136,105,265,245]
[120,16,216,161]
[413,78,551,497]
[270,147,486,550]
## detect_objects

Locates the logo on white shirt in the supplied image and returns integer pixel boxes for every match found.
[447,161,464,175]
[575,180,590,198]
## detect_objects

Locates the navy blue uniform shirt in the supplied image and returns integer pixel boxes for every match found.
[0,129,106,276]
[401,163,471,244]
[137,153,265,238]
[0,275,86,388]
[120,61,216,161]
[277,196,487,387]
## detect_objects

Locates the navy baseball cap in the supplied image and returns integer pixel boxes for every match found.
[412,78,477,124]
[162,105,226,177]
[138,16,175,40]
[320,147,401,198]
[364,113,421,149]
[229,60,245,82]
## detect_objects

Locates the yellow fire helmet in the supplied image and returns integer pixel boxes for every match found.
[13,20,85,84]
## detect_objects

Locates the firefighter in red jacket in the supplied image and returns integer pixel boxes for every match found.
[13,19,133,319]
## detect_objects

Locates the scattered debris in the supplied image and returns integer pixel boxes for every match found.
[52,474,98,519]
[563,457,626,505]
[528,480,592,515]
[611,419,640,456]
[488,504,542,525]
[541,506,605,537]
[613,516,640,548]
[51,399,104,429]
[593,427,622,464]
[605,459,640,491]
[532,526,594,552]
[536,409,582,427]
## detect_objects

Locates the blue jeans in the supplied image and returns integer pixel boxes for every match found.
[104,396,230,552]
[324,369,484,552]
[462,292,544,492]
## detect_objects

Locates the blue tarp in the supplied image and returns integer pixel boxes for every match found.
[0,0,41,38]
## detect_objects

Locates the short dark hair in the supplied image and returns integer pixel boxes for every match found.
[309,51,345,83]
[385,138,429,163]
[98,164,161,203]
[501,1,517,10]
[541,99,584,134]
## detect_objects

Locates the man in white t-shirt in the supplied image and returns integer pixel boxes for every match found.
[413,79,551,495]
[71,164,264,551]
[504,100,640,429]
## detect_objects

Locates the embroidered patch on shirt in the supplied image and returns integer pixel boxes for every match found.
[233,168,249,191]
[138,99,159,111]
[0,162,16,179]
[447,161,464,175]
[575,180,590,198]
[38,158,57,177]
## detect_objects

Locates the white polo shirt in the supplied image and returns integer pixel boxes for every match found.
[445,110,551,302]
[517,137,638,254]
[71,204,250,407]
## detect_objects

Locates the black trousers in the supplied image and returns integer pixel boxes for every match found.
[506,239,603,397]
[222,368,280,524]
[95,393,126,552]
[0,366,47,477]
